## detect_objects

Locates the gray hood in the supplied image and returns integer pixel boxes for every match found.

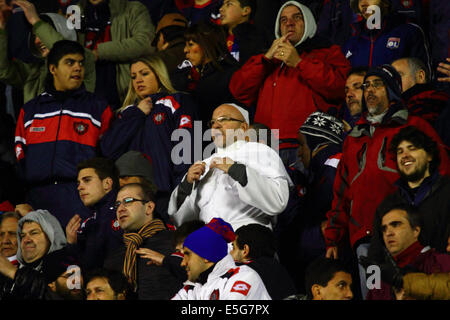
[16,209,67,266]
[274,1,317,47]
[29,12,77,58]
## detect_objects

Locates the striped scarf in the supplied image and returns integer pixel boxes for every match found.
[123,219,166,286]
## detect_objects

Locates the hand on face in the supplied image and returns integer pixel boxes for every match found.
[265,34,301,67]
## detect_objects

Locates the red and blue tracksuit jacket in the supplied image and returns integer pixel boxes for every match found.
[14,87,114,226]
[15,87,114,182]
[100,91,200,193]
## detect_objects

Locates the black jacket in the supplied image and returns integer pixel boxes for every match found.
[227,22,271,66]
[237,256,297,300]
[103,229,183,300]
[170,56,240,126]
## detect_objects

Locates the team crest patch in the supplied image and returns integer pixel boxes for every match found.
[111,219,120,231]
[230,281,251,296]
[386,37,400,49]
[209,289,220,300]
[74,122,89,135]
[153,112,166,125]
[179,115,192,128]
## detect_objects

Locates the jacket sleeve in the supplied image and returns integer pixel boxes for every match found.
[171,95,199,187]
[235,166,290,216]
[97,2,154,62]
[403,272,450,300]
[324,152,351,248]
[229,54,278,107]
[0,28,28,87]
[14,109,27,179]
[296,45,351,102]
[8,267,48,300]
[99,106,146,159]
[167,180,200,227]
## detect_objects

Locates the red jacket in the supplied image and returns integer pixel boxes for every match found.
[324,106,450,249]
[229,42,350,149]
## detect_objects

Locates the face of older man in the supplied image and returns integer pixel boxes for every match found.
[363,75,390,116]
[279,5,305,45]
[0,217,19,258]
[20,221,50,263]
[210,104,248,148]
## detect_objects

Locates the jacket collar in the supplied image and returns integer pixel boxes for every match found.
[393,241,425,268]
[349,103,408,138]
[395,170,440,206]
[91,188,118,214]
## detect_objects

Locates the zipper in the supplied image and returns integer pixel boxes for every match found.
[50,105,64,179]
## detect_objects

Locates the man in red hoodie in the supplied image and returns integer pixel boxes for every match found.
[229,1,350,165]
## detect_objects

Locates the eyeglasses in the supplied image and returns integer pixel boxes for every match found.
[361,79,385,90]
[208,116,244,128]
[114,197,148,210]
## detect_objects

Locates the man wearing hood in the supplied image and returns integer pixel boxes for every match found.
[0,209,77,300]
[229,1,350,166]
[0,0,95,104]
[323,64,450,299]
[168,103,293,232]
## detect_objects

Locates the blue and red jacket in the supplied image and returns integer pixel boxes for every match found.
[100,91,200,193]
[14,86,114,184]
[343,14,431,71]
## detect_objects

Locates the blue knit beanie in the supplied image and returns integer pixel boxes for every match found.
[183,218,236,263]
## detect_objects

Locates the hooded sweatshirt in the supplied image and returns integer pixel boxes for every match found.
[16,209,67,269]
[229,1,350,147]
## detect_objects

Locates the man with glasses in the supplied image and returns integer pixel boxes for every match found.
[104,182,183,300]
[168,103,292,232]
[65,157,123,271]
[323,64,450,299]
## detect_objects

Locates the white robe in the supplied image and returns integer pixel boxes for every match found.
[168,140,293,231]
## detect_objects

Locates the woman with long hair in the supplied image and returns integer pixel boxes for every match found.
[100,56,199,221]
[171,21,240,127]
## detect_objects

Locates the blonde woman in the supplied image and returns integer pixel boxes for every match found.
[100,56,199,204]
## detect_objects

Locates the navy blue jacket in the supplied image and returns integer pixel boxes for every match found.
[100,92,199,193]
[343,14,431,70]
[73,189,124,271]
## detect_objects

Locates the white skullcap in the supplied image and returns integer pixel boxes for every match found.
[225,103,250,125]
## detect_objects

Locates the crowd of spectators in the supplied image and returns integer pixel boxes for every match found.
[0,0,449,301]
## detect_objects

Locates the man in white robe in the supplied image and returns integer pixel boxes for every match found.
[168,103,293,231]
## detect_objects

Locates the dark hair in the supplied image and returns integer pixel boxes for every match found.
[305,257,351,299]
[347,66,369,78]
[389,126,440,174]
[47,40,85,69]
[350,0,392,17]
[0,211,21,224]
[184,21,233,70]
[249,122,275,148]
[119,182,156,203]
[173,220,206,247]
[77,157,120,189]
[234,224,276,259]
[401,57,430,83]
[366,198,424,265]
[85,268,132,299]
[236,0,257,20]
